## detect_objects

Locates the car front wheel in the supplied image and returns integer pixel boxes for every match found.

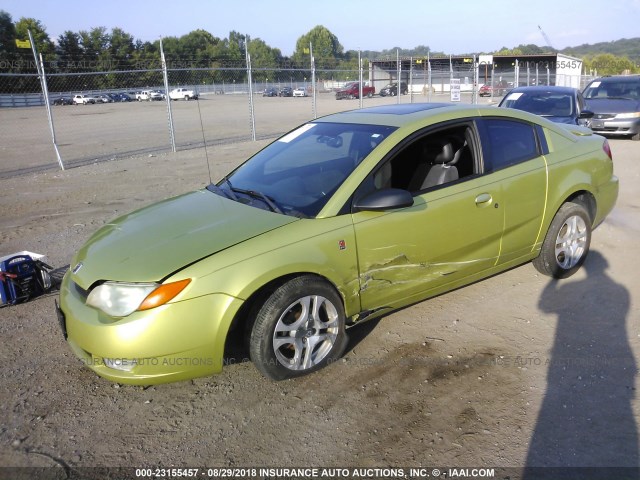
[532,202,591,278]
[249,276,348,380]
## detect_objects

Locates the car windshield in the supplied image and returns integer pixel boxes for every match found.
[501,91,574,116]
[583,79,640,100]
[213,122,396,218]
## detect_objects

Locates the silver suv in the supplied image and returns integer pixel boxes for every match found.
[583,75,640,141]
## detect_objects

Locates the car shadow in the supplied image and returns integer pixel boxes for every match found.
[523,250,638,479]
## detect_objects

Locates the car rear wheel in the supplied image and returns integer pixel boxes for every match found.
[532,202,591,279]
[249,275,348,380]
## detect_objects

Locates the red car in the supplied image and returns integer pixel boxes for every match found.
[479,81,508,97]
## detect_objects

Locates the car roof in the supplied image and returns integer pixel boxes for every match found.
[314,103,546,128]
[593,75,640,83]
[507,86,578,94]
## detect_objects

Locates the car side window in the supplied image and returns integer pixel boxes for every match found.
[477,118,539,171]
[371,124,479,195]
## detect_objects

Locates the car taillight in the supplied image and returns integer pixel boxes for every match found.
[602,139,613,161]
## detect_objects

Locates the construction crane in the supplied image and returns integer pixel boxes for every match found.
[538,25,554,50]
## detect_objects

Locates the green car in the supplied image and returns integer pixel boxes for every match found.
[57,103,618,384]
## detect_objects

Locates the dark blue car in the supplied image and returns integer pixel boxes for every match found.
[498,86,594,126]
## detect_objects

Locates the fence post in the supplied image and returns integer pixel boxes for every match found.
[428,56,432,102]
[310,42,317,119]
[245,38,256,141]
[409,57,413,104]
[358,50,363,109]
[160,38,176,153]
[396,49,401,105]
[473,54,478,104]
[28,30,64,171]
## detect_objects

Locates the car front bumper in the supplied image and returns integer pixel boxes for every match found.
[590,117,640,137]
[58,274,244,385]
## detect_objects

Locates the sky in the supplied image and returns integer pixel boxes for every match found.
[3,0,640,55]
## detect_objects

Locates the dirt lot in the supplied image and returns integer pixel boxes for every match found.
[0,104,639,479]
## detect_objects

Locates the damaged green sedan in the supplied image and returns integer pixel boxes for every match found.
[57,103,618,384]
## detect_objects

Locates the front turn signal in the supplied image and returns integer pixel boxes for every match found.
[138,279,191,311]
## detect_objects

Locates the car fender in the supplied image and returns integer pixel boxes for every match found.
[541,154,608,238]
[167,215,362,318]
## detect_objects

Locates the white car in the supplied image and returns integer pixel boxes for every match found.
[293,87,307,97]
[72,94,96,105]
[137,90,163,101]
[169,88,198,101]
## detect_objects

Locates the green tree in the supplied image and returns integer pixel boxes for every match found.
[14,17,54,56]
[79,27,109,58]
[109,27,135,62]
[293,25,344,68]
[0,10,17,59]
[56,31,83,69]
[584,53,638,75]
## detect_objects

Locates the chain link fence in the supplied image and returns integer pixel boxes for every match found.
[0,57,592,178]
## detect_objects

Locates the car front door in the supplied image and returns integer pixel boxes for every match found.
[350,123,504,312]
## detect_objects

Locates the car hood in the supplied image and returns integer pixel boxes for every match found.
[546,115,576,124]
[585,98,640,114]
[71,190,298,288]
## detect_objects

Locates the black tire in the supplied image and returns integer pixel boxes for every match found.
[532,202,591,279]
[249,275,348,380]
[630,132,640,141]
[367,91,373,98]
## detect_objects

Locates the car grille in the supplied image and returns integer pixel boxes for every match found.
[594,114,616,120]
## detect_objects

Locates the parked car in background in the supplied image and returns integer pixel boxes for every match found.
[479,80,509,97]
[137,90,163,101]
[263,87,278,97]
[72,94,96,105]
[115,93,133,102]
[499,86,594,125]
[279,86,293,97]
[379,82,408,97]
[583,75,640,141]
[169,88,198,101]
[335,82,375,99]
[95,94,113,103]
[58,103,617,385]
[52,96,73,106]
[293,87,307,97]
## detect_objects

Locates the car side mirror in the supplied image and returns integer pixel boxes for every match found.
[353,188,414,212]
[579,110,595,119]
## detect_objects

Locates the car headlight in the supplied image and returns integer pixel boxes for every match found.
[86,279,191,317]
[615,112,640,119]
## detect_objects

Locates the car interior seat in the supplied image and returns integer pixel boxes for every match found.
[420,138,459,190]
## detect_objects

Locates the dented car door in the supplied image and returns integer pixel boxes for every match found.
[352,176,504,312]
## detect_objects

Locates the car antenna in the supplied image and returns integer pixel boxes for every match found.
[195,96,213,185]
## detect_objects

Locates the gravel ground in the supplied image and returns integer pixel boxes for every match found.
[0,118,638,479]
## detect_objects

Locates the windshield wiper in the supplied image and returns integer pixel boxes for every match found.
[218,177,239,201]
[231,186,284,214]
[214,177,284,215]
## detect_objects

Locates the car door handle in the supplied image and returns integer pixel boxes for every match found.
[475,193,493,206]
